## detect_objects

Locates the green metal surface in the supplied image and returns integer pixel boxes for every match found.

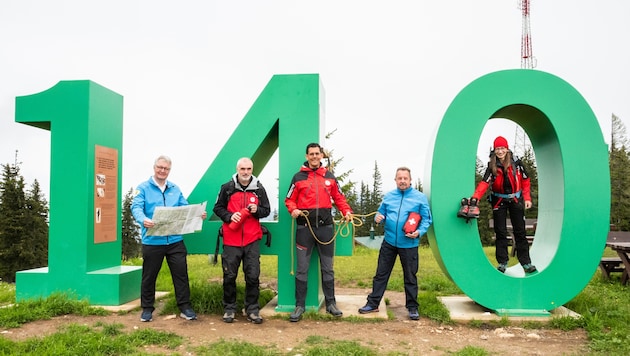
[14,81,141,306]
[426,69,610,315]
[186,74,353,312]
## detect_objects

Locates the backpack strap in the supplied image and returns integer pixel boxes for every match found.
[212,226,223,265]
[261,225,271,247]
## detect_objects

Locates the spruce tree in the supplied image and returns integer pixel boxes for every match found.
[609,114,630,230]
[24,179,49,268]
[356,181,371,236]
[520,147,538,220]
[0,160,28,282]
[367,162,384,237]
[121,188,141,260]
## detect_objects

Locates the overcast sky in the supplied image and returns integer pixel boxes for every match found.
[1,1,628,213]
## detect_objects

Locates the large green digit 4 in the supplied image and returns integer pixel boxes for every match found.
[185,74,353,312]
[427,70,610,315]
[14,81,141,306]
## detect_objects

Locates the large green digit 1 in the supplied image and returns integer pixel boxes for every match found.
[426,69,610,315]
[14,81,141,306]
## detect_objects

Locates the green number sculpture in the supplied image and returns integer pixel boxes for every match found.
[427,69,610,315]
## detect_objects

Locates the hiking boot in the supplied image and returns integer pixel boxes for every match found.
[467,198,480,218]
[497,263,507,273]
[179,309,197,320]
[408,309,420,320]
[140,309,153,322]
[522,264,538,274]
[222,311,235,323]
[457,198,470,218]
[247,311,263,324]
[358,305,379,314]
[289,306,305,322]
[326,303,343,317]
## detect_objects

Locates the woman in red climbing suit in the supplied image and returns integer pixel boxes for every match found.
[459,136,537,274]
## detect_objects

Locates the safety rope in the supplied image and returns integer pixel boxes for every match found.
[289,211,379,275]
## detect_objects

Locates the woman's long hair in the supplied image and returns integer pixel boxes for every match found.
[489,150,514,177]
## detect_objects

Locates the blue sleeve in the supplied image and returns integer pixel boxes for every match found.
[131,186,147,224]
[417,194,432,237]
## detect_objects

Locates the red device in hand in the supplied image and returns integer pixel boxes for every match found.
[228,207,251,231]
[403,212,421,234]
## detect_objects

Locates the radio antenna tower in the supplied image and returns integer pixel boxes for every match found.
[514,0,536,158]
[519,0,536,70]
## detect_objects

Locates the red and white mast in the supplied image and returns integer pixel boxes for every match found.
[520,0,536,69]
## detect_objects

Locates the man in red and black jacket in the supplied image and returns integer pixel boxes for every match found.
[213,157,271,324]
[285,143,353,322]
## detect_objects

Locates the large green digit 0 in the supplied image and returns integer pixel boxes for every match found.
[427,69,610,315]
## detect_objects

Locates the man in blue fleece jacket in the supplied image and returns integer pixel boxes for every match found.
[131,155,207,322]
[358,167,432,320]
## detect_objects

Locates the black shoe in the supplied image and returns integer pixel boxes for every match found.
[358,305,379,314]
[497,263,507,273]
[522,264,538,274]
[289,306,305,322]
[222,311,235,323]
[466,198,480,218]
[457,198,470,218]
[247,311,263,324]
[326,303,343,317]
[180,309,197,320]
[140,309,153,322]
[408,309,420,320]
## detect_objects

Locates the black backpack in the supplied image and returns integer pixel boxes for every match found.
[211,225,272,265]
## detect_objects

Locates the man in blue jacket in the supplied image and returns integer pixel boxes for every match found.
[131,155,207,322]
[358,167,432,320]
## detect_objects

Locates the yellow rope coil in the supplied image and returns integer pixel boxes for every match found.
[289,211,379,275]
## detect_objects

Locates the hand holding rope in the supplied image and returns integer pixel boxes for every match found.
[288,210,379,275]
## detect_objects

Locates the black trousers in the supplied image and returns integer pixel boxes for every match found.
[366,240,419,310]
[294,224,336,307]
[141,241,191,312]
[222,242,261,314]
[493,199,532,265]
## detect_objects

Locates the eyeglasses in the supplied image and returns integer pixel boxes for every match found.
[155,166,171,171]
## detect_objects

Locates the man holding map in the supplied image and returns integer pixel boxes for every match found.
[131,155,207,323]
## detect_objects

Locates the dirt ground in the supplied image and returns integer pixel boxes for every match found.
[1,288,589,355]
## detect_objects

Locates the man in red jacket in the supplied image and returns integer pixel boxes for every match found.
[213,157,271,324]
[285,143,353,322]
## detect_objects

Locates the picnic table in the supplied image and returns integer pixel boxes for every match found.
[599,231,630,284]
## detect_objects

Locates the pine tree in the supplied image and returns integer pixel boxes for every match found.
[609,114,630,230]
[520,147,538,220]
[322,140,357,223]
[24,179,49,268]
[0,159,28,282]
[121,188,141,260]
[356,181,371,236]
[366,162,384,237]
[414,178,423,192]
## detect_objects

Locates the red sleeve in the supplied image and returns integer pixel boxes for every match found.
[284,183,298,213]
[521,176,531,201]
[471,181,489,201]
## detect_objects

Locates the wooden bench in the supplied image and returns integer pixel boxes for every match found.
[599,231,630,282]
[489,219,537,257]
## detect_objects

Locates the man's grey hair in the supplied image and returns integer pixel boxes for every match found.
[236,157,253,169]
[154,155,172,166]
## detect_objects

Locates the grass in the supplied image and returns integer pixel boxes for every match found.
[0,292,108,328]
[2,245,630,355]
[0,322,182,355]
